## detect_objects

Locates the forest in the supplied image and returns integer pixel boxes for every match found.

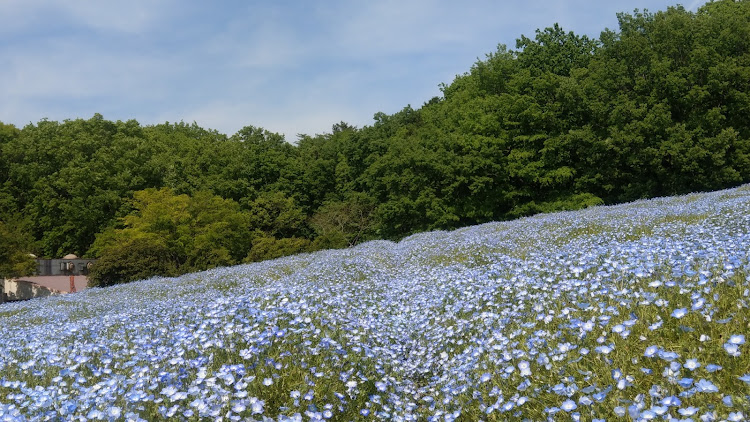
[1,0,749,286]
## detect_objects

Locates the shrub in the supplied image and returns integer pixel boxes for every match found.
[244,236,311,263]
[88,237,178,287]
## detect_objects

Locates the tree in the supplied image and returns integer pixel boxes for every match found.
[0,220,36,279]
[311,193,377,248]
[0,220,36,303]
[244,236,311,263]
[87,236,177,287]
[245,191,307,239]
[241,192,313,263]
[515,23,599,76]
[89,188,252,282]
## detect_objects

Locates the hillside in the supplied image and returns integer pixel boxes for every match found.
[1,185,749,420]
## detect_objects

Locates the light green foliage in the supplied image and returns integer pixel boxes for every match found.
[244,235,311,263]
[90,188,251,282]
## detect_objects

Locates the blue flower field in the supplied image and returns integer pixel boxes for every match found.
[2,185,750,421]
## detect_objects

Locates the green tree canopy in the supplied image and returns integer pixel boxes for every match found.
[89,188,252,283]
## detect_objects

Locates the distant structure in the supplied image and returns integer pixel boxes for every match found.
[35,254,94,276]
[1,254,96,303]
[1,279,64,303]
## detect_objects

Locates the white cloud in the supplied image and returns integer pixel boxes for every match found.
[2,44,167,99]
[0,0,172,34]
[195,4,290,68]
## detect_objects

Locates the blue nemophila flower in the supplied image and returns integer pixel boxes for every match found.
[596,344,614,354]
[671,308,688,318]
[649,320,664,331]
[728,412,744,422]
[616,376,633,390]
[654,405,670,416]
[644,345,659,358]
[642,409,658,420]
[684,359,700,371]
[662,396,681,407]
[738,374,750,384]
[678,377,694,388]
[659,350,680,361]
[717,317,733,324]
[679,406,699,416]
[249,397,264,414]
[592,389,609,402]
[107,407,122,419]
[87,409,105,419]
[694,379,719,393]
[560,399,577,412]
[728,334,745,345]
[724,342,741,357]
[691,297,705,310]
[518,360,531,377]
[705,364,722,373]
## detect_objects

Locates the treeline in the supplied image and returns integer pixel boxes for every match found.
[1,1,749,285]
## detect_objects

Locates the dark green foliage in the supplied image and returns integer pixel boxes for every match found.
[0,220,36,279]
[88,236,177,287]
[3,0,750,284]
[311,192,377,247]
[245,192,307,239]
[515,23,599,76]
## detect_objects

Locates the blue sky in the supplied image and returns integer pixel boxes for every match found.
[1,0,708,141]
